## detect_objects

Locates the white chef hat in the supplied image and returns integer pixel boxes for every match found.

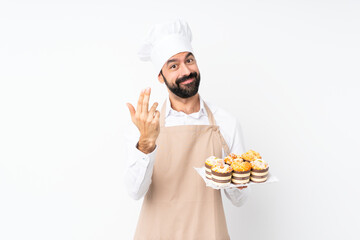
[138,19,193,73]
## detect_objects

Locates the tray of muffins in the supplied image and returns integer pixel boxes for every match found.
[194,150,278,189]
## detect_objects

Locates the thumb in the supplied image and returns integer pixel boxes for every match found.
[126,103,136,119]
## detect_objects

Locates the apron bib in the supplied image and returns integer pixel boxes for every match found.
[134,100,231,240]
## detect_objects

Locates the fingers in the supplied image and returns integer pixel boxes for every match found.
[142,88,151,114]
[152,110,160,124]
[147,102,158,121]
[136,89,145,113]
[134,87,155,123]
[126,103,136,120]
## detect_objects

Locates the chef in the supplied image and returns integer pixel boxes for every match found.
[124,19,250,240]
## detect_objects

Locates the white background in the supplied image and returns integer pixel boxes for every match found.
[1,0,359,239]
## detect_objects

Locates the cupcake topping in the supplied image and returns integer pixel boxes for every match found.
[228,153,241,159]
[251,159,269,170]
[224,156,233,165]
[212,162,232,173]
[231,161,251,172]
[224,153,243,165]
[205,156,220,166]
[241,150,262,162]
[232,158,243,164]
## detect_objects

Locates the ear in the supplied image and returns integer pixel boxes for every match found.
[158,72,164,84]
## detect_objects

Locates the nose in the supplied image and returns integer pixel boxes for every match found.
[179,62,191,77]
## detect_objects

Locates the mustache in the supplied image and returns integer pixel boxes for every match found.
[175,72,198,85]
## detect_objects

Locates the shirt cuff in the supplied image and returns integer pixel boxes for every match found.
[133,143,158,164]
[125,144,158,200]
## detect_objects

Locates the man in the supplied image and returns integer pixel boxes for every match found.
[124,19,250,240]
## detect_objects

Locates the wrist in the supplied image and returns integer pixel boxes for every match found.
[137,137,156,154]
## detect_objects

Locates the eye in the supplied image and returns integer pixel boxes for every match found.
[186,58,194,63]
[170,64,177,69]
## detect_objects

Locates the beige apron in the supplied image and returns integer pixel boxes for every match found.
[134,100,231,240]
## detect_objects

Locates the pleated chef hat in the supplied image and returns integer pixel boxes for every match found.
[138,19,193,73]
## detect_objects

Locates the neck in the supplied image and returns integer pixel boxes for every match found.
[168,92,200,114]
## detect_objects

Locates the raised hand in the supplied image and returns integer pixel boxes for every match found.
[126,88,160,154]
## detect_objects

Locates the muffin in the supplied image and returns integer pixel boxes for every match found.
[211,163,233,186]
[241,150,262,163]
[224,153,242,165]
[231,161,251,184]
[250,159,269,183]
[205,156,222,180]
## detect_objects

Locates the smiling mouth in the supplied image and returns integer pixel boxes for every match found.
[180,78,195,85]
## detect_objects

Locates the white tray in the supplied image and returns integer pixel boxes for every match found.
[194,166,279,190]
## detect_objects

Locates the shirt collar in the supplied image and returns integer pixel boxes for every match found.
[165,95,207,119]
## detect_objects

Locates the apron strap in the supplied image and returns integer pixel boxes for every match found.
[219,132,231,156]
[160,98,217,127]
[159,100,167,128]
[204,102,231,155]
[203,102,216,126]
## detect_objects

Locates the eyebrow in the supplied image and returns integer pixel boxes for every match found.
[166,52,194,66]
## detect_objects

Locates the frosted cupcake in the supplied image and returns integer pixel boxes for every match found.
[224,153,242,165]
[250,159,269,183]
[231,161,251,184]
[211,163,233,186]
[205,156,222,180]
[241,150,262,163]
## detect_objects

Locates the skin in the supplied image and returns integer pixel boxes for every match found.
[126,51,246,190]
[158,51,201,114]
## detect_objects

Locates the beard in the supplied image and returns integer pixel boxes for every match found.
[161,71,201,99]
